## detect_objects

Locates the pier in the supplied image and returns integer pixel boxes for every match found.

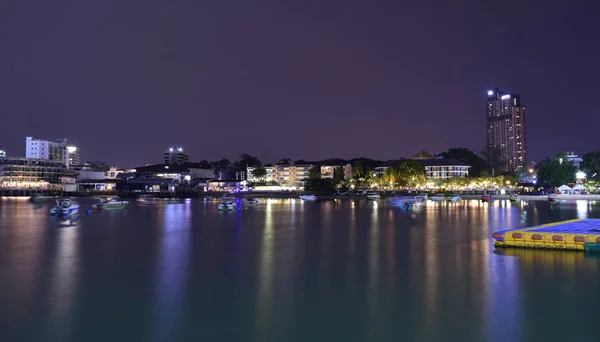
[493,219,600,251]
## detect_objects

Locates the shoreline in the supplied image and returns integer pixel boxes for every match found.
[4,192,600,202]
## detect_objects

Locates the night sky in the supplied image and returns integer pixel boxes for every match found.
[2,0,599,167]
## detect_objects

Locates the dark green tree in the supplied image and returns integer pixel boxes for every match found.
[308,166,321,180]
[234,153,261,170]
[537,153,577,188]
[251,164,267,181]
[352,161,364,179]
[305,166,335,193]
[212,159,231,169]
[333,166,345,182]
[515,163,535,183]
[437,147,487,177]
[581,150,600,182]
[480,145,503,175]
[393,160,427,188]
[278,158,291,165]
[294,159,308,165]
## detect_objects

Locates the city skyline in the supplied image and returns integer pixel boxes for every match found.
[2,1,599,167]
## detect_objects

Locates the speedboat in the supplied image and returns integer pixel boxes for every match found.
[242,198,259,207]
[218,200,235,211]
[366,192,380,200]
[93,196,129,210]
[509,195,520,202]
[30,195,54,203]
[137,195,159,206]
[50,198,80,216]
[300,195,317,201]
[446,195,461,203]
[481,195,493,203]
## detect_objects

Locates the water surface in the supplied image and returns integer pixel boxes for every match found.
[0,198,598,342]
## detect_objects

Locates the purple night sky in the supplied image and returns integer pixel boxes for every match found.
[2,0,599,167]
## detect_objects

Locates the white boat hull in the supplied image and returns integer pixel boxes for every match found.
[50,199,80,216]
[218,203,235,211]
[300,195,317,201]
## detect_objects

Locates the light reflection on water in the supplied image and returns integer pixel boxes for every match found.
[0,198,600,341]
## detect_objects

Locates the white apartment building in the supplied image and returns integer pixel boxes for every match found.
[247,164,313,184]
[25,137,70,169]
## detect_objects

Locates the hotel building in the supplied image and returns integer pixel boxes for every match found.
[486,88,527,171]
[25,137,70,169]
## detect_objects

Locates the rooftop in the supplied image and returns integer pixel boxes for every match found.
[415,158,470,167]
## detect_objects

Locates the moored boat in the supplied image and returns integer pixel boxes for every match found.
[481,194,493,203]
[430,194,445,201]
[366,192,380,200]
[446,195,461,203]
[509,195,519,202]
[242,198,259,207]
[548,194,559,202]
[218,200,235,211]
[50,198,80,216]
[93,196,129,210]
[137,195,159,206]
[299,195,318,201]
[30,195,54,203]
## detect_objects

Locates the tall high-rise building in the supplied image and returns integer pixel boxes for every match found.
[67,145,80,166]
[164,147,189,165]
[486,89,527,171]
[25,137,70,169]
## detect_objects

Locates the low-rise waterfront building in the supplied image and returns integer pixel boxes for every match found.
[248,164,314,184]
[0,157,69,183]
[416,159,471,180]
[374,160,401,176]
[289,164,312,183]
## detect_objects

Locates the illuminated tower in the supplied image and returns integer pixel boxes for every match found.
[486,89,527,171]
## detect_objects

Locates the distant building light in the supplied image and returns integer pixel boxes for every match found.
[177,147,183,152]
[169,148,173,152]
[184,175,191,181]
[501,94,511,100]
[576,171,586,179]
[487,90,494,96]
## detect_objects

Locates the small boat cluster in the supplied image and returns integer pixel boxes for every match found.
[217,197,259,211]
[30,195,131,216]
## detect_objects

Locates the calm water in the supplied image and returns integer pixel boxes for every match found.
[0,197,599,342]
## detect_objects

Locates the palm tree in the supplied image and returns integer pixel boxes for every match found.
[251,165,267,181]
